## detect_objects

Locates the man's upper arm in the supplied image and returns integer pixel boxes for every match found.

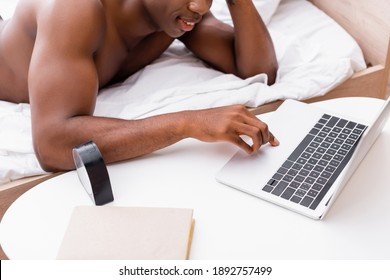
[179,13,237,75]
[179,8,278,82]
[28,1,104,122]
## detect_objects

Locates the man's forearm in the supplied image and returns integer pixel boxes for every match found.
[226,0,278,83]
[33,105,279,172]
[34,112,190,172]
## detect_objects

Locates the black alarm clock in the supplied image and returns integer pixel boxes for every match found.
[72,141,114,205]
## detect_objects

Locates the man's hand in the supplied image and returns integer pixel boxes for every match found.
[186,105,279,154]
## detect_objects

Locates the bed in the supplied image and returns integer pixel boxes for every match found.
[0,0,389,255]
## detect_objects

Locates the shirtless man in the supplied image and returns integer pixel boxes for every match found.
[0,0,279,172]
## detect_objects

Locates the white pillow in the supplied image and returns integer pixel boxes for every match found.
[0,0,18,20]
[210,0,281,25]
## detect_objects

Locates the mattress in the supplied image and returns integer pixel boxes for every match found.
[0,0,366,184]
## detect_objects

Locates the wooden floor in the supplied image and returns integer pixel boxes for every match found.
[387,84,390,98]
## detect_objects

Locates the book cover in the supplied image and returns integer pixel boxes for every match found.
[56,205,194,260]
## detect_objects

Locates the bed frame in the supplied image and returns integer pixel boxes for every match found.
[251,0,390,115]
[1,0,390,259]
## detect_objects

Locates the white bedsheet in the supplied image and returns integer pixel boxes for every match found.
[0,0,366,184]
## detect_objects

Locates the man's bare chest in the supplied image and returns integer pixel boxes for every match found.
[95,31,174,87]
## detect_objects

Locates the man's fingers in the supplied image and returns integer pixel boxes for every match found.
[234,135,253,154]
[232,123,279,153]
[241,114,280,147]
[269,132,280,146]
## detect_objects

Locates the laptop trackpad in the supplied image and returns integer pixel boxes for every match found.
[216,100,323,195]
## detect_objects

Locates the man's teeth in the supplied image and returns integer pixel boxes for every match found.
[183,20,195,26]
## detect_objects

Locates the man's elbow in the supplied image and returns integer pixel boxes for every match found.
[237,62,278,85]
[34,144,60,172]
[33,139,70,173]
[266,63,278,85]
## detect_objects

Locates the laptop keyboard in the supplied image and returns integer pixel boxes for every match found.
[262,114,367,210]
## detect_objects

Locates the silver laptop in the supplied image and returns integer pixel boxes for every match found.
[216,97,390,219]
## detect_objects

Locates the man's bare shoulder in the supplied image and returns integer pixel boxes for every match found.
[14,0,104,19]
[31,0,107,54]
[35,0,105,25]
[9,0,106,36]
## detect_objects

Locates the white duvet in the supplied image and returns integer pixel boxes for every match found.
[0,0,366,184]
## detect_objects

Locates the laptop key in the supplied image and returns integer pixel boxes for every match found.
[325,165,336,172]
[300,183,311,191]
[290,195,302,204]
[305,147,316,153]
[277,167,288,175]
[304,177,315,185]
[349,134,359,140]
[312,152,322,159]
[281,187,296,200]
[292,163,303,170]
[312,183,323,191]
[316,177,327,185]
[272,173,283,180]
[300,196,314,207]
[313,165,324,172]
[272,181,289,196]
[303,163,314,170]
[322,154,332,161]
[295,189,306,197]
[309,128,320,135]
[302,152,311,159]
[267,179,278,186]
[346,121,357,129]
[341,144,352,150]
[295,175,305,182]
[336,118,348,128]
[321,171,332,179]
[333,154,343,161]
[342,128,352,134]
[318,160,328,166]
[287,169,299,176]
[307,190,319,198]
[282,160,294,169]
[332,127,342,133]
[329,160,340,167]
[299,169,310,176]
[283,175,294,182]
[326,116,339,127]
[290,181,301,189]
[357,124,366,129]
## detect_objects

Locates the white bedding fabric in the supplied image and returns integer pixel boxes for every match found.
[0,0,366,184]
